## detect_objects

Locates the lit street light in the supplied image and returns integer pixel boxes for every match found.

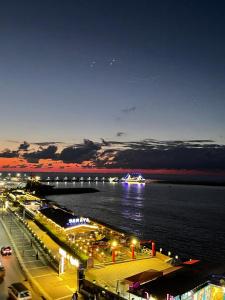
[111,240,117,263]
[131,239,137,259]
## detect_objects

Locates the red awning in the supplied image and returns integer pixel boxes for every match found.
[183,259,200,265]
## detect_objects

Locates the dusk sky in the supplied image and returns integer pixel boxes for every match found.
[1,0,225,173]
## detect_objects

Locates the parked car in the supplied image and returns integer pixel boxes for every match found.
[0,260,5,281]
[8,282,32,300]
[1,246,12,256]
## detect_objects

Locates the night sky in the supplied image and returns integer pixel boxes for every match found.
[1,0,225,173]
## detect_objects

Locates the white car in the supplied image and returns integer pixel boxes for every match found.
[0,260,5,281]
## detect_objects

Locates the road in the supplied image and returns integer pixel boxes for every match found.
[0,212,41,299]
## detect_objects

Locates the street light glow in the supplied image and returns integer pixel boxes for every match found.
[131,238,137,245]
[112,240,117,248]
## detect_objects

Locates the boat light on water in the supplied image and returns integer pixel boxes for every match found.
[109,177,119,183]
[120,173,146,183]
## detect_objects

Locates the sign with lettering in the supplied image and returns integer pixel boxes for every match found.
[68,217,90,225]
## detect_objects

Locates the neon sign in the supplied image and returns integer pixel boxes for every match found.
[68,217,90,225]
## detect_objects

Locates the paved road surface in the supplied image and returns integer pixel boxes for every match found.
[0,213,40,299]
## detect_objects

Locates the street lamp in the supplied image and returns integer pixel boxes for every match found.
[111,240,117,263]
[131,239,137,259]
[151,241,156,256]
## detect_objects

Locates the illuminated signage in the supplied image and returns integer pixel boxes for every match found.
[68,217,90,225]
[59,248,79,268]
[70,256,79,267]
[59,248,67,258]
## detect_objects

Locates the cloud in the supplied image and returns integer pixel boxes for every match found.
[1,138,225,172]
[101,138,111,146]
[121,106,136,113]
[33,142,64,146]
[18,141,30,151]
[0,149,18,158]
[34,164,43,168]
[116,132,126,137]
[2,165,10,168]
[18,164,28,168]
[185,139,214,143]
[106,139,225,170]
[23,145,58,163]
[59,139,101,163]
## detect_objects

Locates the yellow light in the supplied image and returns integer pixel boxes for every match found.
[112,240,117,248]
[132,238,137,245]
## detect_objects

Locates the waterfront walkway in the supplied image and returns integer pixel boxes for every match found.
[0,194,175,300]
[0,210,82,300]
[86,256,172,299]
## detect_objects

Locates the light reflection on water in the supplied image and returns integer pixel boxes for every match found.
[120,183,144,224]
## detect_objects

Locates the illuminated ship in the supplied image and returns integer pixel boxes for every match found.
[108,177,119,183]
[120,173,145,183]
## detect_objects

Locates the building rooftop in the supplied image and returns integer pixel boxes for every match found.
[39,206,90,229]
[138,261,225,299]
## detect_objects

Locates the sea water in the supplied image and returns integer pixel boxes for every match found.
[47,182,225,262]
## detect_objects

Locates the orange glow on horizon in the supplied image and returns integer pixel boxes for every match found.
[0,157,224,176]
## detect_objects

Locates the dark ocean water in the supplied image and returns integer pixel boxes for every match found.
[46,181,225,263]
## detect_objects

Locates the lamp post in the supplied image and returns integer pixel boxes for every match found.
[111,240,117,263]
[131,239,137,259]
[151,241,156,256]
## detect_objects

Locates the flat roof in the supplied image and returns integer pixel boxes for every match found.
[140,261,225,299]
[125,269,163,285]
[86,257,172,292]
[39,206,92,229]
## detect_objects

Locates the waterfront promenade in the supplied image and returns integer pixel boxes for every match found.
[0,182,176,300]
[0,209,81,300]
[0,207,175,300]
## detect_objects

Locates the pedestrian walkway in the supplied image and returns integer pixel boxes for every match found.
[1,211,83,300]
